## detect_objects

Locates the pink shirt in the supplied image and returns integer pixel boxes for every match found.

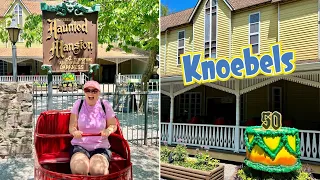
[70,99,115,151]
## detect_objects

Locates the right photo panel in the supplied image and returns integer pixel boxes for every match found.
[160,0,320,179]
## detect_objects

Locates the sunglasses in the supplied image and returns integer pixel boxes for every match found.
[84,88,99,94]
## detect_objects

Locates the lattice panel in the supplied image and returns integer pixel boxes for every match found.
[294,73,320,83]
[240,77,271,90]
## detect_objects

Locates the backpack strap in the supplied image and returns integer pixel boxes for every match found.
[78,98,106,115]
[101,98,106,114]
[78,99,84,115]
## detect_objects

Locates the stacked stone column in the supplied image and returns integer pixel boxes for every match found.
[0,82,33,158]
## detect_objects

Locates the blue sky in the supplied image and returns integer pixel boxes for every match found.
[161,0,198,14]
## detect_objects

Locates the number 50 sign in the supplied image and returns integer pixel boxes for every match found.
[261,111,282,130]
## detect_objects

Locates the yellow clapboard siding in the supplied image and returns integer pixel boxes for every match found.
[217,0,231,58]
[232,4,278,57]
[165,25,193,76]
[193,0,205,52]
[160,34,166,76]
[280,0,318,61]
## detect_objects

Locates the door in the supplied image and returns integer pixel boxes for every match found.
[102,64,116,83]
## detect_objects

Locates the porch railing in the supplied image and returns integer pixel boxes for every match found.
[0,74,86,85]
[116,74,142,84]
[161,123,320,163]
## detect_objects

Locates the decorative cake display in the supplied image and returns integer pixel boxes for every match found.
[244,111,301,173]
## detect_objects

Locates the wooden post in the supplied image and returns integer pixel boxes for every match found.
[234,80,240,153]
[168,84,174,145]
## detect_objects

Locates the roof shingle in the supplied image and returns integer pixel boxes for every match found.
[161,0,276,31]
[227,0,271,10]
[161,8,193,32]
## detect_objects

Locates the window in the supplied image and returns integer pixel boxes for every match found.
[178,92,201,119]
[13,4,23,42]
[177,31,185,65]
[204,0,217,59]
[272,87,282,112]
[249,12,260,54]
[0,60,8,75]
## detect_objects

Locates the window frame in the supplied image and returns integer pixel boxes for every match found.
[271,86,282,113]
[204,0,217,59]
[178,92,202,120]
[248,12,260,54]
[177,30,185,65]
[13,4,23,42]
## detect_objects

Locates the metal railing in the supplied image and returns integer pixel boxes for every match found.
[33,83,159,146]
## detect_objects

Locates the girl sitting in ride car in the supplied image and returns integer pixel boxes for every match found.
[69,80,117,175]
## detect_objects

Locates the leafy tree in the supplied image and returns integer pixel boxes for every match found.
[22,0,159,110]
[0,14,14,44]
[161,4,169,16]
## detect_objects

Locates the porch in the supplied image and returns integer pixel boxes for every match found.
[161,64,320,164]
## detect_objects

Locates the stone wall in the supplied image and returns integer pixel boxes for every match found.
[0,82,33,158]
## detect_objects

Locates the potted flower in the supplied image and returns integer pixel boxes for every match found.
[160,144,224,180]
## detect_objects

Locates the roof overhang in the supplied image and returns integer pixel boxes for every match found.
[4,0,31,17]
[161,62,320,84]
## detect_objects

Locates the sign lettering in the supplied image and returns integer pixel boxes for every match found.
[42,2,98,72]
[181,43,296,86]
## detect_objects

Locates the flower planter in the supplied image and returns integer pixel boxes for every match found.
[161,163,224,180]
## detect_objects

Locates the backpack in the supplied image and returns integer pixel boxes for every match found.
[78,98,106,115]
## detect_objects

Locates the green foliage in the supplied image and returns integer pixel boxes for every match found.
[161,4,169,16]
[235,165,315,180]
[160,145,220,172]
[0,14,14,43]
[33,81,47,87]
[172,144,188,162]
[21,14,42,48]
[160,146,171,163]
[62,73,76,82]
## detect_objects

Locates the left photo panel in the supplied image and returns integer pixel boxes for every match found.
[0,0,160,179]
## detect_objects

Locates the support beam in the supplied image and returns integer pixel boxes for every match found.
[174,83,200,97]
[161,90,171,97]
[234,80,240,153]
[168,84,174,145]
[116,59,119,75]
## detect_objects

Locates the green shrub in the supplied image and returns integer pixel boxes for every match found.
[160,145,219,171]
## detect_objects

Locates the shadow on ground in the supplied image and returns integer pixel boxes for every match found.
[0,146,159,180]
[0,158,34,180]
[131,145,159,180]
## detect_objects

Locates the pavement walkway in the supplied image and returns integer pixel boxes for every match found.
[0,144,159,180]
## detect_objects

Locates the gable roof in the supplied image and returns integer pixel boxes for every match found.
[161,8,193,32]
[23,0,61,15]
[0,0,14,17]
[0,0,61,17]
[162,0,275,31]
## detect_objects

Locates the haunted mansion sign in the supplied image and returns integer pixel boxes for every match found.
[41,0,100,72]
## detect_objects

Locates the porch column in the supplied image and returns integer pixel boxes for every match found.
[116,59,119,75]
[234,80,240,153]
[168,84,174,145]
